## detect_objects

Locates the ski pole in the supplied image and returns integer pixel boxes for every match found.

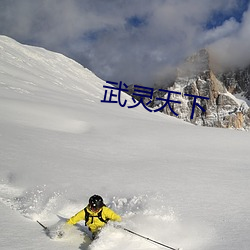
[122,227,180,250]
[37,220,48,231]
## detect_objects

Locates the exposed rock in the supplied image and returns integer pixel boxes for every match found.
[217,66,250,100]
[153,49,250,130]
[124,49,250,130]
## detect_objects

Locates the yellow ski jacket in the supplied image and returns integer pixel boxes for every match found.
[67,206,121,233]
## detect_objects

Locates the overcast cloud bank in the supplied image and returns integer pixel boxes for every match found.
[0,0,249,85]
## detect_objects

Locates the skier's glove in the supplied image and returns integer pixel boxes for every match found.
[56,230,64,238]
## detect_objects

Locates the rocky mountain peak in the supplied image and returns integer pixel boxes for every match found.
[152,49,250,130]
[177,48,210,78]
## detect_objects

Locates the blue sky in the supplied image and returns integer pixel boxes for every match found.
[0,0,249,86]
[206,0,249,28]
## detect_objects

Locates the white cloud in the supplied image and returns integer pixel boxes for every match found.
[201,18,240,45]
[0,0,249,85]
[209,5,250,69]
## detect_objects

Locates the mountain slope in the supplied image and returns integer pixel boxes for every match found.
[0,36,250,250]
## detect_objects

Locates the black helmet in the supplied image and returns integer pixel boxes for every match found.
[89,195,104,210]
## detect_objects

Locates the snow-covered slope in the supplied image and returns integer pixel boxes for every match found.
[0,36,250,250]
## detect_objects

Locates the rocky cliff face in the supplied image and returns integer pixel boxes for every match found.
[153,49,250,130]
[217,66,250,100]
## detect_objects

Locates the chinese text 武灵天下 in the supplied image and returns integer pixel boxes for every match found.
[101,81,209,119]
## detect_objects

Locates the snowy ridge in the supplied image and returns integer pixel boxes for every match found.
[0,35,103,96]
[0,36,250,250]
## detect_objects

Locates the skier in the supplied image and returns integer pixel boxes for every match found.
[66,194,121,239]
